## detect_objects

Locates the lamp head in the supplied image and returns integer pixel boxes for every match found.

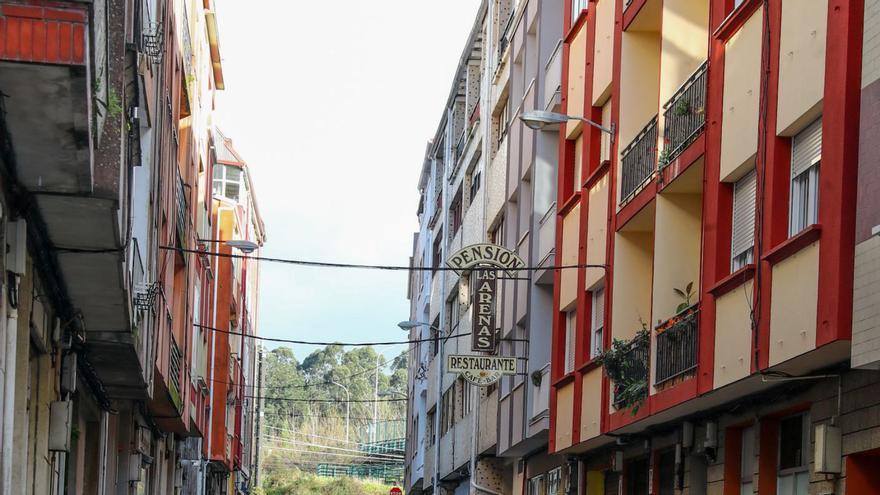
[224,239,260,254]
[519,110,571,130]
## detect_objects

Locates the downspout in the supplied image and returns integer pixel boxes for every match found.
[2,220,24,495]
[470,386,503,495]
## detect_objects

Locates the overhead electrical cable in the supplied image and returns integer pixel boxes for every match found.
[247,395,406,403]
[195,323,525,347]
[262,435,404,460]
[261,444,403,461]
[160,245,606,272]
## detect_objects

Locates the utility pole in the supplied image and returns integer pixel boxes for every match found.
[371,353,380,443]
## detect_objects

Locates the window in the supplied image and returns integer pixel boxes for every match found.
[789,118,821,236]
[440,387,455,435]
[564,310,576,374]
[591,288,605,359]
[426,409,436,445]
[212,164,244,202]
[732,169,757,271]
[490,216,505,246]
[497,99,510,149]
[430,326,439,357]
[450,189,463,238]
[446,289,460,335]
[528,474,545,495]
[741,426,755,495]
[571,0,588,23]
[468,169,481,207]
[432,230,442,273]
[459,378,474,417]
[777,414,809,495]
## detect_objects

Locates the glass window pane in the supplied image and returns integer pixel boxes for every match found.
[779,415,804,470]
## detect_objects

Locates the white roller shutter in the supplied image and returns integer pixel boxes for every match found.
[564,311,576,374]
[791,118,822,178]
[592,289,605,331]
[732,169,757,261]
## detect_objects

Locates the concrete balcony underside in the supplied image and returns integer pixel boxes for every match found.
[0,58,146,398]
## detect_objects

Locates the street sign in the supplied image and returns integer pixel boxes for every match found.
[446,243,525,277]
[447,354,517,386]
[471,270,497,352]
[389,487,403,495]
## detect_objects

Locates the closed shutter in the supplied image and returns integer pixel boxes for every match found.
[593,288,605,330]
[791,118,822,178]
[600,101,612,162]
[732,169,757,259]
[565,311,576,373]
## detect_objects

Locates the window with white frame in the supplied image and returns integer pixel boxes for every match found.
[564,310,576,374]
[789,118,821,236]
[212,164,245,202]
[777,413,809,495]
[741,426,755,495]
[571,0,588,23]
[732,169,757,271]
[590,288,604,359]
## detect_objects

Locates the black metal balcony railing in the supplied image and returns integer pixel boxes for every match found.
[176,172,187,242]
[612,334,650,409]
[455,128,467,161]
[661,62,708,168]
[619,116,658,204]
[654,306,699,386]
[497,14,514,64]
[169,336,183,412]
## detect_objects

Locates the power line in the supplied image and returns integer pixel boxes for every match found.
[262,444,403,462]
[197,322,473,346]
[264,426,362,445]
[161,245,606,272]
[270,414,404,422]
[262,436,404,460]
[248,395,405,403]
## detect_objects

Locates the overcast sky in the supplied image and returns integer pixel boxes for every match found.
[213,1,480,362]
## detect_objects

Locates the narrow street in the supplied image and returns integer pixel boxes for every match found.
[0,1,879,494]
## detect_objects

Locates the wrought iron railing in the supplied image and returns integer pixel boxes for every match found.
[660,62,708,168]
[654,306,699,385]
[169,335,183,412]
[619,116,658,204]
[497,14,514,64]
[176,172,187,242]
[612,334,649,409]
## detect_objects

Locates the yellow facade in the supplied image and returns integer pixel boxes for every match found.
[611,225,654,341]
[592,0,615,106]
[652,191,703,323]
[658,0,708,105]
[720,7,763,181]
[776,0,827,135]
[580,369,603,441]
[560,205,581,310]
[714,280,755,389]
[585,175,609,289]
[769,241,820,366]
[567,27,588,138]
[554,383,575,450]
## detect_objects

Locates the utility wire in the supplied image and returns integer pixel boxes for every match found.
[262,435,404,460]
[161,245,606,272]
[262,444,403,461]
[195,323,511,347]
[247,395,406,403]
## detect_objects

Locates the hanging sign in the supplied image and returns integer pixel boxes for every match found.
[471,270,497,352]
[446,243,525,278]
[447,355,517,386]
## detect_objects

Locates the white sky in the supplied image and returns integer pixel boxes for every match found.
[214,1,481,362]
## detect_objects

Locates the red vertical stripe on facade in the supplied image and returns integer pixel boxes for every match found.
[815,0,864,346]
[57,22,71,62]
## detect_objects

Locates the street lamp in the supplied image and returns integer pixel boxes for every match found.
[519,110,615,143]
[399,320,444,494]
[329,381,351,443]
[198,238,260,254]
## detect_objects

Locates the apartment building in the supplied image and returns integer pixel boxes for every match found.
[546,0,880,493]
[405,0,567,493]
[0,1,264,493]
[205,129,265,494]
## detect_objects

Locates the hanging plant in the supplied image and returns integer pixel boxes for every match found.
[596,325,649,414]
[673,99,691,116]
[658,148,672,168]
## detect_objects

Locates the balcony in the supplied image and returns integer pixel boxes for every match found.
[455,127,467,162]
[654,305,699,387]
[497,13,514,66]
[619,116,658,205]
[176,171,188,243]
[660,62,708,169]
[611,332,650,410]
[169,335,183,413]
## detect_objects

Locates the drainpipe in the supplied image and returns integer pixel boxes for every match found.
[470,386,503,495]
[2,220,24,495]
